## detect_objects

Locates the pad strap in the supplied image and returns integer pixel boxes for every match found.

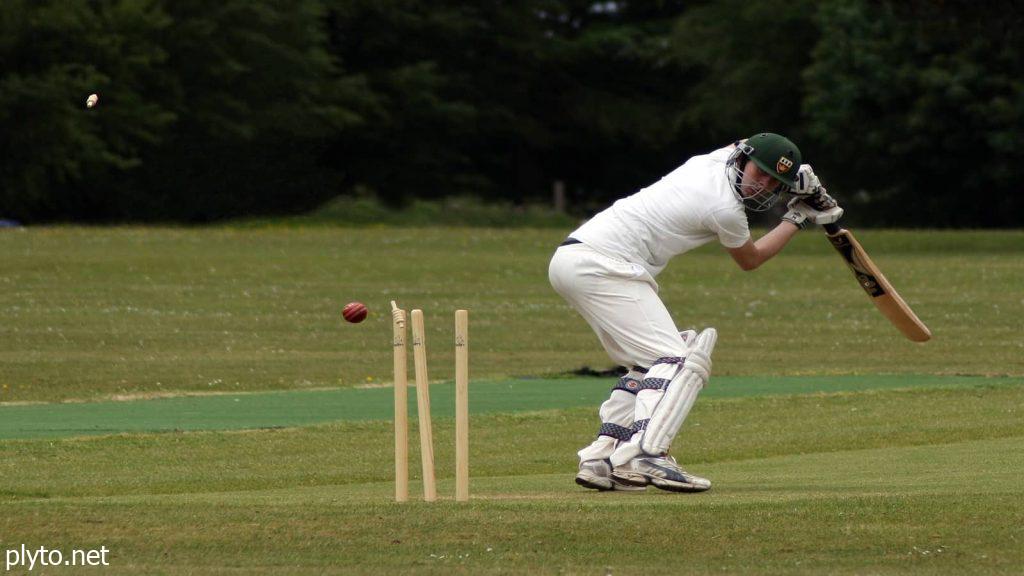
[639,357,684,391]
[614,376,664,394]
[638,377,670,391]
[597,422,634,442]
[613,376,643,394]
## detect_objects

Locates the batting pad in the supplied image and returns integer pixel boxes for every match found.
[640,328,717,456]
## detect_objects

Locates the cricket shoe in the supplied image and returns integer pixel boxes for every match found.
[575,459,646,492]
[611,455,711,493]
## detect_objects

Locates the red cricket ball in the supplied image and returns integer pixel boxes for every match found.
[342,301,368,323]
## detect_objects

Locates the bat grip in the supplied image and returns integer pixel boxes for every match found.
[823,223,842,235]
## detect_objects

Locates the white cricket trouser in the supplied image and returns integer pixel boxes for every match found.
[549,243,685,368]
[548,242,688,462]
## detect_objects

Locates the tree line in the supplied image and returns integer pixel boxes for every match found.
[2,0,1020,226]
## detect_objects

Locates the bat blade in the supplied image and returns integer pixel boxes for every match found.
[823,224,931,342]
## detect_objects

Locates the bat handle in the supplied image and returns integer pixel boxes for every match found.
[823,223,842,235]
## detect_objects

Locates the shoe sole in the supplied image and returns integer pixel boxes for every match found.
[611,480,647,492]
[575,473,613,491]
[610,470,650,487]
[649,477,711,493]
[576,473,647,492]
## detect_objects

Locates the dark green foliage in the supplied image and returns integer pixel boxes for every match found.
[670,0,819,143]
[0,0,1020,225]
[0,0,175,220]
[126,0,366,221]
[322,1,695,207]
[0,0,363,221]
[804,0,1024,226]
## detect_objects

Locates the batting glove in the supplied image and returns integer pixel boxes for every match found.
[802,188,840,213]
[792,164,823,196]
[782,190,843,229]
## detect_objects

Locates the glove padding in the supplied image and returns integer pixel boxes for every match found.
[782,190,843,229]
[792,164,822,196]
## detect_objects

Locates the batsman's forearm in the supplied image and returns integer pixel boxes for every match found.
[753,221,800,264]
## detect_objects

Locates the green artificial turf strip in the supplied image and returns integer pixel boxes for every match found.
[0,375,1018,439]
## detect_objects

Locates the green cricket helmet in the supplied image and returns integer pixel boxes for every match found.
[745,132,801,187]
[726,132,802,212]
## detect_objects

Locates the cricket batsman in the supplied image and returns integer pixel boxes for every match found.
[548,133,844,492]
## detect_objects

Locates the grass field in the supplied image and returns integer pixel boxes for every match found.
[1,226,1023,574]
[2,227,1022,403]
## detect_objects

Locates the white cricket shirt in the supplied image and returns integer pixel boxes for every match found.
[570,145,750,277]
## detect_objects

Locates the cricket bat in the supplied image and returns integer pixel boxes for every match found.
[823,223,932,342]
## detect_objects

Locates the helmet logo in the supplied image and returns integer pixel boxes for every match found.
[777,157,794,174]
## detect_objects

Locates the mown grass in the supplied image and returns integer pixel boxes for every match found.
[1,384,1022,574]
[2,227,1022,402]
[1,226,1023,573]
[2,384,1021,498]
